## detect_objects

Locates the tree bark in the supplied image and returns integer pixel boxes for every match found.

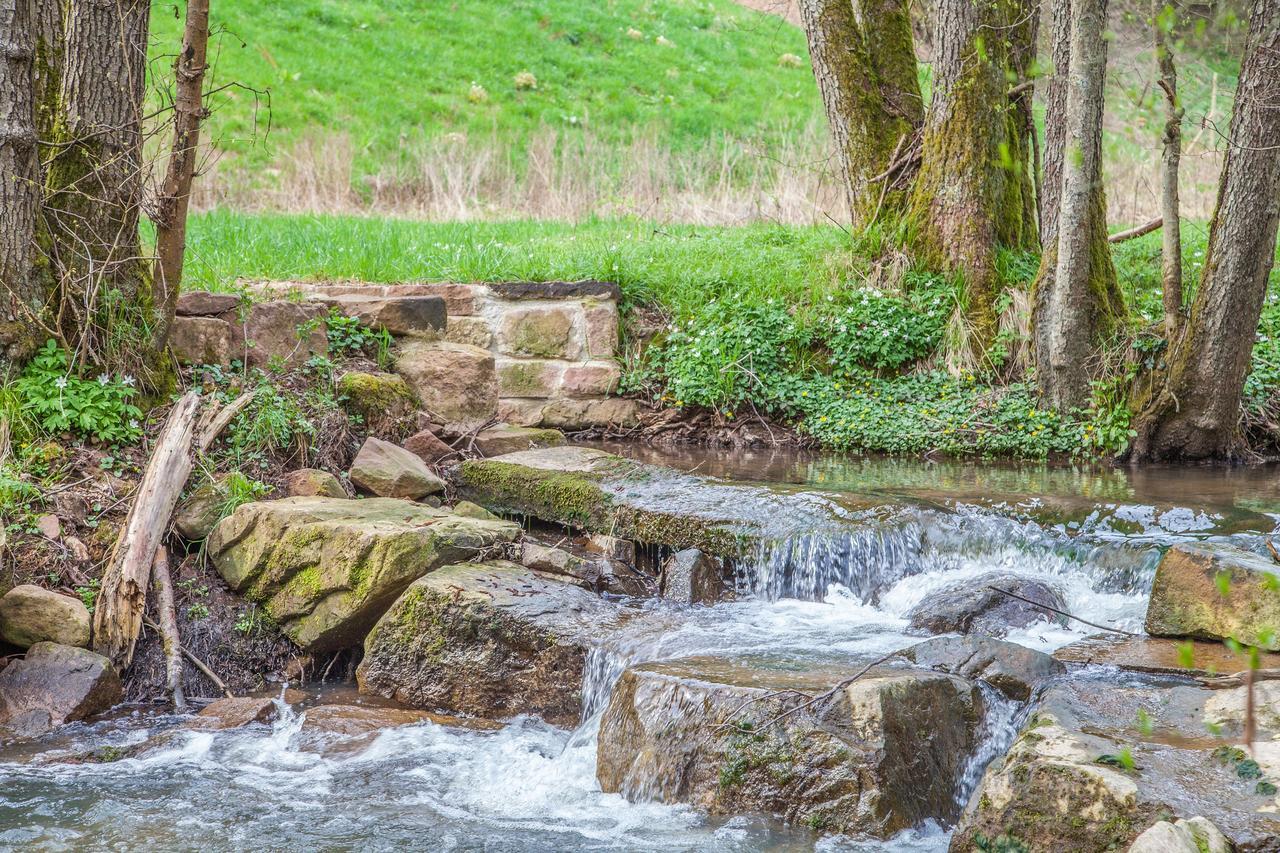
[43,0,152,362]
[1154,0,1184,340]
[798,0,922,228]
[908,0,1040,349]
[1128,0,1280,461]
[1039,0,1071,247]
[152,0,210,355]
[32,0,62,149]
[0,0,42,365]
[1032,0,1125,410]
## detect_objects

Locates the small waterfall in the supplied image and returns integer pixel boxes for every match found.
[954,683,1022,810]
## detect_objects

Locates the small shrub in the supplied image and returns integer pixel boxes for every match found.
[825,285,947,373]
[219,471,272,519]
[326,309,380,356]
[16,341,142,445]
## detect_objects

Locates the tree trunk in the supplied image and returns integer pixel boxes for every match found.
[43,0,152,364]
[0,0,42,365]
[798,0,922,228]
[1039,0,1071,247]
[1154,0,1183,340]
[32,0,63,148]
[1032,0,1125,410]
[908,0,1040,350]
[1128,0,1280,461]
[152,0,210,355]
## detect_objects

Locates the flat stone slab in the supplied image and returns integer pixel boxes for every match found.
[1054,633,1280,677]
[488,280,621,301]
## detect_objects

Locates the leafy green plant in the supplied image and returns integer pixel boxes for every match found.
[76,579,101,614]
[225,375,316,466]
[16,341,143,445]
[825,285,946,373]
[326,308,380,356]
[187,602,210,621]
[219,471,272,518]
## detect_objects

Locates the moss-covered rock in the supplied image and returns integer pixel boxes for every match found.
[207,497,520,652]
[336,371,418,433]
[597,655,983,836]
[1145,542,1280,650]
[357,561,630,726]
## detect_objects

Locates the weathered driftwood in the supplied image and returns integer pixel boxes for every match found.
[150,546,186,711]
[92,390,255,669]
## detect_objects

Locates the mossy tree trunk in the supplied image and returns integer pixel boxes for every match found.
[1031,0,1125,411]
[908,0,1039,351]
[1154,0,1184,340]
[33,0,63,150]
[43,0,153,366]
[0,0,42,365]
[1128,0,1280,461]
[798,0,922,229]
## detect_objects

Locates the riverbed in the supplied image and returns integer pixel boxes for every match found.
[3,449,1277,851]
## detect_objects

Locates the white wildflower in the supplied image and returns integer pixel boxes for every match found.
[54,376,68,389]
[97,373,110,386]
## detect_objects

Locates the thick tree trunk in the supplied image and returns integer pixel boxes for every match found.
[908,0,1039,349]
[0,0,42,365]
[32,0,62,149]
[43,0,152,361]
[798,0,922,228]
[1032,0,1125,410]
[152,0,210,355]
[1039,0,1071,247]
[1154,1,1183,339]
[1128,0,1280,461]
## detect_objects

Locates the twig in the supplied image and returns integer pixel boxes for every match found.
[1108,217,1163,243]
[144,617,233,698]
[987,585,1141,636]
[1199,668,1280,689]
[1266,538,1280,564]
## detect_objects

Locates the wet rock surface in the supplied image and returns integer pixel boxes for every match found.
[0,585,91,649]
[472,424,565,457]
[951,673,1280,852]
[1055,633,1280,677]
[1146,541,1280,650]
[596,654,984,837]
[658,548,727,605]
[0,643,122,739]
[899,635,1064,701]
[207,497,520,652]
[907,572,1067,637]
[357,561,631,726]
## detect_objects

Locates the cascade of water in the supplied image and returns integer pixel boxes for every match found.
[954,683,1022,809]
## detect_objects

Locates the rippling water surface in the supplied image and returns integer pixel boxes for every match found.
[4,448,1278,851]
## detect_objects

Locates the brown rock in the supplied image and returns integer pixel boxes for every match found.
[0,642,122,738]
[241,300,328,369]
[0,585,91,648]
[169,315,235,366]
[300,703,501,737]
[443,316,493,348]
[560,362,621,397]
[496,359,562,398]
[177,291,241,317]
[1054,633,1280,677]
[538,397,639,430]
[495,398,547,428]
[388,282,477,315]
[583,301,620,358]
[282,468,347,498]
[349,437,445,499]
[330,295,446,338]
[489,280,620,301]
[35,514,60,541]
[402,429,454,465]
[394,340,497,434]
[899,634,1064,701]
[497,307,578,359]
[192,696,283,730]
[1145,542,1280,650]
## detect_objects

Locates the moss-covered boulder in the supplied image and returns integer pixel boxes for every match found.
[357,561,630,726]
[207,497,520,652]
[457,446,852,557]
[597,655,983,836]
[1145,542,1280,650]
[951,676,1280,851]
[336,371,418,433]
[174,474,233,541]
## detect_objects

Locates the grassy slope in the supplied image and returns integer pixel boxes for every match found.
[156,0,817,174]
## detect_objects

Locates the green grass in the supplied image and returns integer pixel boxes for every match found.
[152,0,818,174]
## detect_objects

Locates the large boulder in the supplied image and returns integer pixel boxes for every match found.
[394,340,497,434]
[357,561,630,726]
[0,643,122,738]
[1146,542,1280,650]
[907,573,1067,637]
[899,634,1064,701]
[207,497,520,652]
[597,655,984,836]
[0,585,91,648]
[348,437,444,499]
[951,674,1280,851]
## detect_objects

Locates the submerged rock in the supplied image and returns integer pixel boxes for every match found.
[0,643,122,739]
[597,655,983,836]
[191,694,303,730]
[1146,542,1280,650]
[357,561,629,726]
[951,674,1280,851]
[0,585,91,649]
[659,548,727,605]
[899,635,1064,701]
[907,573,1066,637]
[349,437,445,499]
[207,497,520,652]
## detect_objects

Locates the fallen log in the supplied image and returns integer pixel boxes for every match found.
[1108,217,1163,243]
[150,546,186,711]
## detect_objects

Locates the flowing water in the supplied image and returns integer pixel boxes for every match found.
[4,449,1280,852]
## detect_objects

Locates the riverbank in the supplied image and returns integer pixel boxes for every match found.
[177,211,1280,460]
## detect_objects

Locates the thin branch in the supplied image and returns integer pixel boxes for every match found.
[1108,217,1163,243]
[986,585,1141,636]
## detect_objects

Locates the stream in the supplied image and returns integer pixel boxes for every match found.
[3,449,1279,851]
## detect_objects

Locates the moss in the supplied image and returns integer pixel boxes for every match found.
[337,371,417,424]
[459,459,615,529]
